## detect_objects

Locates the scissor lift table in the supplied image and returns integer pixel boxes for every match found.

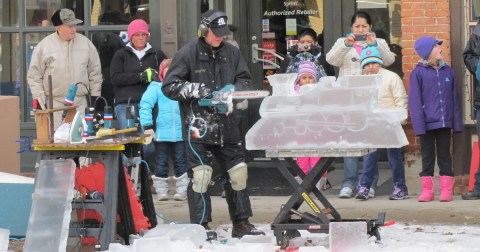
[266,149,386,248]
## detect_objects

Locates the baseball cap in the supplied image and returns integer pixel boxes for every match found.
[51,8,83,26]
[202,10,230,37]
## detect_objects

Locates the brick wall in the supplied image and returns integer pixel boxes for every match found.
[400,1,470,193]
[401,0,451,154]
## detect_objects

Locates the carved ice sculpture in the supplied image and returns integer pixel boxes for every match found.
[245,73,409,157]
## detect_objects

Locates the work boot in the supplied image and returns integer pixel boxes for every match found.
[462,190,480,200]
[152,175,169,201]
[231,219,265,238]
[173,173,189,201]
[201,223,217,241]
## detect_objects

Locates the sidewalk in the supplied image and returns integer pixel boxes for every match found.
[154,194,480,228]
[155,160,480,227]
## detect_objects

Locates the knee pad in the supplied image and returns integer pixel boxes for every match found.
[227,162,248,191]
[192,165,213,193]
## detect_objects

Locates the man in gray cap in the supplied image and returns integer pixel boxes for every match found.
[28,8,102,129]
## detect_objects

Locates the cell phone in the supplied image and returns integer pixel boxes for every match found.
[354,34,367,41]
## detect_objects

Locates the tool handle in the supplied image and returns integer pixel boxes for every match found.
[113,127,138,134]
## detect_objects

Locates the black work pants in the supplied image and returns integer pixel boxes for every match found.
[185,141,253,224]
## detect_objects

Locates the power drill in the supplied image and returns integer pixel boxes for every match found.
[103,105,113,129]
[62,83,78,121]
[126,97,136,128]
[84,107,95,136]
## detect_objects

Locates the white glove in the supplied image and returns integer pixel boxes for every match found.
[144,129,155,145]
[236,99,248,110]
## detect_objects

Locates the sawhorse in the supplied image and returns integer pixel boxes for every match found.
[268,152,385,249]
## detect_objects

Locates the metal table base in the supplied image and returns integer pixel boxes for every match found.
[269,156,385,248]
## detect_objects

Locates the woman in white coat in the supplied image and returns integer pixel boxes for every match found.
[326,11,395,198]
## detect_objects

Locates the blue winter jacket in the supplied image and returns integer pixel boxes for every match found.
[140,81,183,142]
[408,61,463,136]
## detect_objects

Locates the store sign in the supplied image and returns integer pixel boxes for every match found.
[262,32,277,70]
[263,9,318,16]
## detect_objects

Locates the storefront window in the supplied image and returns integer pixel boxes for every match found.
[260,0,324,90]
[0,0,19,27]
[0,33,20,98]
[262,0,324,59]
[91,0,150,26]
[357,0,403,77]
[24,32,54,121]
[90,31,126,108]
[26,1,63,27]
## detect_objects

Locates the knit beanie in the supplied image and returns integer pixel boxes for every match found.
[414,36,443,60]
[128,19,149,41]
[360,47,383,69]
[297,61,317,83]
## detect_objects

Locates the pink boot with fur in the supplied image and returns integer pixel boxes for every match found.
[418,176,434,202]
[439,176,454,202]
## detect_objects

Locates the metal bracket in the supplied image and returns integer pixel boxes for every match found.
[252,43,284,69]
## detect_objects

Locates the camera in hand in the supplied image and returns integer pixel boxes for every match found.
[297,43,311,52]
[354,34,367,41]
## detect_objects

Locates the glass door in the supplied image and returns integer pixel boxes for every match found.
[244,0,344,160]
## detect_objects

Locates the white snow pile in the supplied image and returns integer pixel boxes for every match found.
[105,222,480,252]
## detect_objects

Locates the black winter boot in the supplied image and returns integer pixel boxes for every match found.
[231,219,265,238]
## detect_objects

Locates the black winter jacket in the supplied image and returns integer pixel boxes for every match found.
[110,45,166,104]
[279,44,335,77]
[162,38,252,145]
[464,24,480,108]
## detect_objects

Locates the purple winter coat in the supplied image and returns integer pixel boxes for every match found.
[408,61,463,136]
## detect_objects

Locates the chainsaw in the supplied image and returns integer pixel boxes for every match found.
[198,84,270,113]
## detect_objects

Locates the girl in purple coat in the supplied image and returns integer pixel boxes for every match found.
[409,36,463,202]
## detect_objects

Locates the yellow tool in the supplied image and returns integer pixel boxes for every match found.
[96,127,137,138]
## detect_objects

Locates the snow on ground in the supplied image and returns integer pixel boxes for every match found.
[107,222,480,252]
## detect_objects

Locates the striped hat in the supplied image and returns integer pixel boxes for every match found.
[297,61,317,82]
[360,47,383,69]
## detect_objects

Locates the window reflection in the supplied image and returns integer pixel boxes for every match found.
[0,33,20,97]
[91,0,150,26]
[0,0,19,27]
[24,32,54,121]
[90,32,126,108]
[26,1,62,27]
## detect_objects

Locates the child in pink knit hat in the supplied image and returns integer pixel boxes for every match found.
[295,61,318,92]
[294,61,328,190]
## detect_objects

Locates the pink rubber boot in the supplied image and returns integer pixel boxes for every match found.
[439,176,454,202]
[418,176,434,202]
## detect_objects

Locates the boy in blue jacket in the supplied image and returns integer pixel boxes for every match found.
[409,36,463,202]
[140,59,188,201]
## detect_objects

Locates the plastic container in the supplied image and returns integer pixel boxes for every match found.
[0,228,9,251]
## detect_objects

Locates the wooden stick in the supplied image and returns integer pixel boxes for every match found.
[48,73,54,142]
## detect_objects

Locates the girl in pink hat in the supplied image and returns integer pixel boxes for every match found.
[294,61,329,190]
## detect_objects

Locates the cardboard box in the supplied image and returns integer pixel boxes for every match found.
[0,96,20,174]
